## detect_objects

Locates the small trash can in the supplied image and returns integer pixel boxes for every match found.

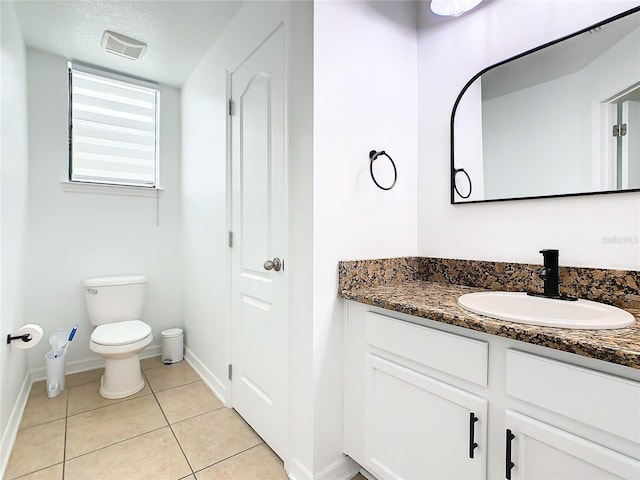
[161,328,184,364]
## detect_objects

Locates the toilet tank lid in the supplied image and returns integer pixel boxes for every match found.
[84,275,147,287]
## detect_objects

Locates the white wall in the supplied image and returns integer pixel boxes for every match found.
[181,2,317,476]
[313,0,418,473]
[181,0,290,410]
[0,0,30,469]
[287,2,315,477]
[418,0,640,269]
[182,1,417,477]
[24,49,182,372]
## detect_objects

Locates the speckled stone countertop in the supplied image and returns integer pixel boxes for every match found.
[338,257,640,370]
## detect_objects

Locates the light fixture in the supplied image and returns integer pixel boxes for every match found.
[101,31,147,60]
[430,0,483,17]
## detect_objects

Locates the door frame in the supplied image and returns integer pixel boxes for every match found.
[595,81,640,190]
[224,21,290,459]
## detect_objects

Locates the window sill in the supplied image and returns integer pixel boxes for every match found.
[61,181,163,197]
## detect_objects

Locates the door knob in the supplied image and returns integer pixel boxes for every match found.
[263,257,282,272]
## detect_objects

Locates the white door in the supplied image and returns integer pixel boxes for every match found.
[621,100,640,189]
[230,26,287,459]
[364,354,487,480]
[505,410,640,480]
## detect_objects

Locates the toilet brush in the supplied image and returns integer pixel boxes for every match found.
[56,324,78,358]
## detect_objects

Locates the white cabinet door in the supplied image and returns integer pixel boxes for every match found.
[505,411,640,480]
[364,353,487,480]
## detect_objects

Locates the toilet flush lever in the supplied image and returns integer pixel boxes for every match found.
[263,257,282,272]
[86,288,98,295]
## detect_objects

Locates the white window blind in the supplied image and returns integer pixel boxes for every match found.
[69,65,159,187]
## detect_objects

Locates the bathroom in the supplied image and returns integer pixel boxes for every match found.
[2,0,639,479]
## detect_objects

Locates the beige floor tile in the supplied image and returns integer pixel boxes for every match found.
[65,368,104,387]
[66,395,167,459]
[67,379,151,416]
[4,419,65,479]
[180,476,196,480]
[144,361,200,392]
[64,427,191,480]
[195,444,286,480]
[27,380,48,397]
[141,354,164,370]
[351,474,367,480]
[156,381,223,424]
[19,384,67,430]
[172,409,262,471]
[10,463,63,480]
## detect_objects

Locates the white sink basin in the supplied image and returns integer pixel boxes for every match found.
[457,292,636,329]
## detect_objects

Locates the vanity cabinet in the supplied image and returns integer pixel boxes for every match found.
[344,301,640,480]
[505,410,639,479]
[364,353,487,480]
[504,349,640,480]
[344,305,489,479]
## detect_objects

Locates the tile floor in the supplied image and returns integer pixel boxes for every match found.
[5,357,289,480]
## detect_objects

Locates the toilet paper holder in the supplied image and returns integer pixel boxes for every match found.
[6,333,33,344]
[7,324,44,349]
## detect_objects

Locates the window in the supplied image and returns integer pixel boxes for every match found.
[69,64,159,188]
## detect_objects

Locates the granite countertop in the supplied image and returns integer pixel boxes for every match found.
[339,279,640,370]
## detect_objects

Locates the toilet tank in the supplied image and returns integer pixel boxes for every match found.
[84,275,147,326]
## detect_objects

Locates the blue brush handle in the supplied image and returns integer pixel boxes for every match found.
[68,324,78,342]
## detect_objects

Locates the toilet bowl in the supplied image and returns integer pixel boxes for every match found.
[84,276,153,399]
[90,320,152,399]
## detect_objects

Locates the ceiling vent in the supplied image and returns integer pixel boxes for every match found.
[101,31,147,60]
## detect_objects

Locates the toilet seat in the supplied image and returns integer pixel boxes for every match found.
[91,320,151,346]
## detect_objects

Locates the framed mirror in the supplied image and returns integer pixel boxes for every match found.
[451,7,640,204]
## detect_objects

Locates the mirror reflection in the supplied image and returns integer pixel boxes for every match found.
[451,7,640,203]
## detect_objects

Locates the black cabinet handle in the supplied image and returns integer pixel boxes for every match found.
[469,412,479,458]
[506,429,515,479]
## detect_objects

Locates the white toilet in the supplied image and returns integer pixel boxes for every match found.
[84,275,153,399]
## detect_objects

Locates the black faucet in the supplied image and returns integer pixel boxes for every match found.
[528,249,577,301]
[538,249,559,298]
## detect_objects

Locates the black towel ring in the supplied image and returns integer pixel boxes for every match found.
[369,150,397,191]
[453,168,472,199]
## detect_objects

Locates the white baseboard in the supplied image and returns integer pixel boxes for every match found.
[141,345,161,358]
[358,467,377,480]
[0,371,32,479]
[184,346,229,406]
[286,456,360,480]
[315,456,360,480]
[286,457,314,480]
[29,345,161,381]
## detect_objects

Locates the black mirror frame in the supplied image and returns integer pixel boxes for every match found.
[450,5,640,205]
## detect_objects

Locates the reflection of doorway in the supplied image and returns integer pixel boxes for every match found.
[599,82,640,190]
[616,95,640,189]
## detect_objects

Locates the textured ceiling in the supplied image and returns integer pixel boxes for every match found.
[13,0,243,87]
